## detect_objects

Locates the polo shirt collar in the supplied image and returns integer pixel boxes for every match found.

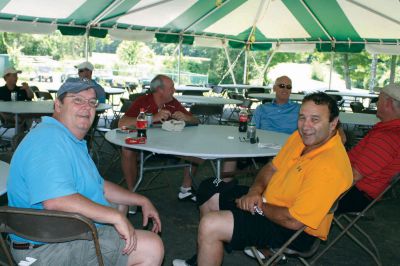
[373,118,400,130]
[271,99,293,107]
[294,131,342,159]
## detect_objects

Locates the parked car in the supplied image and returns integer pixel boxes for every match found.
[36,66,53,82]
[61,67,78,82]
[93,69,114,86]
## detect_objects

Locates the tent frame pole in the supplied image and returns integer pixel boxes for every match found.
[84,28,89,60]
[218,47,245,86]
[99,0,174,25]
[369,54,378,93]
[389,55,397,84]
[243,48,248,84]
[177,36,183,85]
[261,50,275,85]
[328,52,334,90]
[223,44,236,84]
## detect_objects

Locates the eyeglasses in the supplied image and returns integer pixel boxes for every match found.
[65,96,98,107]
[276,84,292,90]
[78,68,90,73]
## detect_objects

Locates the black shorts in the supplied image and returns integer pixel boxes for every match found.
[219,184,316,252]
[335,186,372,215]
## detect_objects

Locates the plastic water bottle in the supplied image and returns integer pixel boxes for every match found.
[11,92,17,101]
[247,123,257,144]
[238,106,248,132]
[136,108,148,138]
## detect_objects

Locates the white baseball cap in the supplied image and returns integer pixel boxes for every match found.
[75,61,94,71]
[3,67,22,77]
[381,83,400,102]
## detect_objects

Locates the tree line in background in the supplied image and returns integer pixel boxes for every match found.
[0,32,397,88]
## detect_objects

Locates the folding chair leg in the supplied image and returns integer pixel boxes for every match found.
[340,216,382,265]
[265,227,305,265]
[250,246,265,265]
[0,235,14,266]
[310,217,381,266]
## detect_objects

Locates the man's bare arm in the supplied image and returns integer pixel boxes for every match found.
[262,203,304,230]
[235,162,276,212]
[118,115,136,127]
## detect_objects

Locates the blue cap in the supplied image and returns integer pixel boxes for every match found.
[57,78,103,99]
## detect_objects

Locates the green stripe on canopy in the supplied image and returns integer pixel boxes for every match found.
[283,0,328,41]
[58,26,107,38]
[155,33,194,45]
[189,0,246,35]
[306,0,361,42]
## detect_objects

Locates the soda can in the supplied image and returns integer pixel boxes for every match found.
[11,92,17,101]
[145,113,153,127]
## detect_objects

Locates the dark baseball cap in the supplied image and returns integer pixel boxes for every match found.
[57,78,103,99]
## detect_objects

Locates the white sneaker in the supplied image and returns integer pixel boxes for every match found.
[244,247,266,259]
[172,259,190,266]
[172,254,197,266]
[178,188,196,202]
[128,205,137,215]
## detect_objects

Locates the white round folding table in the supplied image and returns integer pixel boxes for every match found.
[339,112,379,126]
[175,95,242,105]
[248,93,305,102]
[175,85,210,92]
[0,101,110,134]
[326,91,378,99]
[106,124,289,191]
[0,161,9,196]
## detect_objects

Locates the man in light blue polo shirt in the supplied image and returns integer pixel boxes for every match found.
[7,79,164,265]
[252,76,300,135]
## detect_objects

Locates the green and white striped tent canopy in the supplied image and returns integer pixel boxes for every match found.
[0,0,399,53]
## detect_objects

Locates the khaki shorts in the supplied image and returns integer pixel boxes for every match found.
[11,225,129,266]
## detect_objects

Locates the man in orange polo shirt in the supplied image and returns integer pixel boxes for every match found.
[173,92,353,266]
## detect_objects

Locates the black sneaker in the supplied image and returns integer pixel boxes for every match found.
[172,254,197,266]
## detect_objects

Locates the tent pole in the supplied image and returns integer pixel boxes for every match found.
[243,49,248,84]
[389,55,397,84]
[84,28,89,60]
[177,36,183,85]
[328,52,334,90]
[369,54,377,93]
[261,50,275,85]
[223,44,236,84]
[218,47,245,85]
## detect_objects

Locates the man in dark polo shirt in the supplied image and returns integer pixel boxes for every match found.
[0,67,34,131]
[0,67,34,101]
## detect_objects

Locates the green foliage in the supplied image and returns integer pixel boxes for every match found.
[117,41,155,65]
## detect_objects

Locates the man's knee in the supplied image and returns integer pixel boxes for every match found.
[198,211,233,243]
[129,231,164,265]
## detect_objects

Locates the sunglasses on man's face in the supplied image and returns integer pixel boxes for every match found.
[276,83,292,90]
[78,68,90,73]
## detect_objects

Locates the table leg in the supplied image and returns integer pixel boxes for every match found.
[212,159,222,186]
[14,114,19,135]
[133,150,145,192]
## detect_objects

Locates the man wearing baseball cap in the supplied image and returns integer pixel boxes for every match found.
[75,61,106,103]
[7,79,164,265]
[0,67,33,101]
[0,67,34,131]
[336,83,400,214]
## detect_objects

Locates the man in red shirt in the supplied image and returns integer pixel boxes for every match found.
[119,74,200,200]
[336,83,400,213]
